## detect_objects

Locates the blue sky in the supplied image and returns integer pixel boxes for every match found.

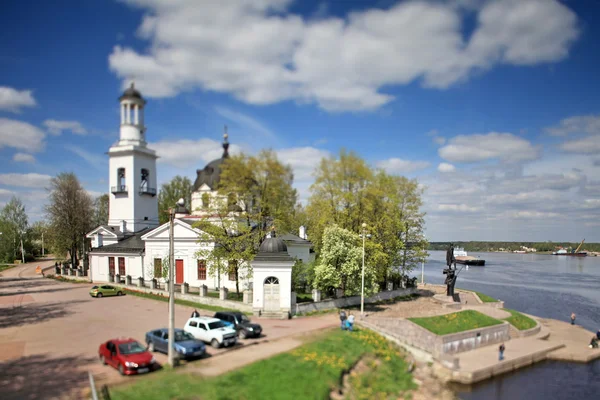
[1,0,600,242]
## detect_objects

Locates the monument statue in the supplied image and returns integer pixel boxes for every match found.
[443,244,457,297]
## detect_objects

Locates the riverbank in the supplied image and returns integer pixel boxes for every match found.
[358,284,600,387]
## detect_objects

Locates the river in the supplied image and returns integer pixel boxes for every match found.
[409,250,600,400]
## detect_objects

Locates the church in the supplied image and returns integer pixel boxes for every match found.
[86,85,314,304]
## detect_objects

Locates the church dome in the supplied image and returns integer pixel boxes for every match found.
[119,83,144,102]
[259,236,288,253]
[193,129,230,191]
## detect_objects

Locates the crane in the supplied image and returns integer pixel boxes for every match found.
[573,239,585,254]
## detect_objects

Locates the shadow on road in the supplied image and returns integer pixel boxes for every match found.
[0,300,89,329]
[0,278,58,289]
[0,353,96,400]
[0,287,77,297]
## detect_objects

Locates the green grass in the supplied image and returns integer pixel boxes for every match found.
[110,329,417,400]
[296,294,420,317]
[408,310,504,335]
[502,308,537,330]
[0,264,16,272]
[122,288,249,314]
[45,274,90,284]
[474,291,498,303]
[204,290,243,302]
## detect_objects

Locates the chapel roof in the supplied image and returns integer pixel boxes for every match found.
[89,227,153,254]
[193,127,230,191]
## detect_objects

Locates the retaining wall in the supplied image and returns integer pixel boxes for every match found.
[296,288,416,314]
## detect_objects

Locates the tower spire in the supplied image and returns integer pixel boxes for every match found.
[222,125,230,158]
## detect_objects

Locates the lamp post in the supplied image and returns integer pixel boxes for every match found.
[20,231,25,264]
[359,223,372,317]
[421,238,426,285]
[168,198,185,367]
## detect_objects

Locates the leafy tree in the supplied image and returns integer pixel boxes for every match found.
[0,197,29,263]
[158,176,193,224]
[292,258,315,293]
[92,194,109,227]
[45,173,94,267]
[29,220,50,257]
[313,225,377,296]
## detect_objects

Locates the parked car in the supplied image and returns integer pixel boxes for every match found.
[98,338,156,375]
[145,328,206,360]
[89,285,123,298]
[184,317,237,348]
[214,311,262,339]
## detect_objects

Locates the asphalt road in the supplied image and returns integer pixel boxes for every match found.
[0,259,336,399]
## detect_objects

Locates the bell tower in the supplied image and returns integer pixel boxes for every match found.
[107,83,159,233]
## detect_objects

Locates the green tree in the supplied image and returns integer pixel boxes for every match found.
[29,220,50,257]
[158,176,193,224]
[0,197,29,263]
[313,225,377,296]
[92,194,109,227]
[45,173,94,267]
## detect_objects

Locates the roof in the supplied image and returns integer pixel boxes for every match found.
[187,316,220,323]
[193,132,230,191]
[119,83,145,103]
[280,233,312,245]
[254,232,295,262]
[107,338,138,345]
[87,225,123,239]
[149,328,185,333]
[90,227,153,254]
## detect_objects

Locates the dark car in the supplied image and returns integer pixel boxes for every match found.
[98,338,156,376]
[214,311,262,339]
[145,328,206,360]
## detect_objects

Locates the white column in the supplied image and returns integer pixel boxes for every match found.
[134,104,139,125]
[126,103,131,124]
[140,107,144,127]
[121,104,125,124]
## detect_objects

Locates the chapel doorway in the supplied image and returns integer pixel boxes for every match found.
[264,276,280,312]
[175,259,184,284]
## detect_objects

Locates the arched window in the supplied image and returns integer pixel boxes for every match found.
[140,168,149,190]
[118,168,126,189]
[264,276,279,285]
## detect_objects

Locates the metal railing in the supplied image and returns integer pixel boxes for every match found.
[139,186,157,196]
[110,185,128,194]
[89,372,111,400]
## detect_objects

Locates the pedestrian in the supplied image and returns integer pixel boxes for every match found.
[571,312,576,325]
[498,343,505,361]
[339,309,347,330]
[191,309,200,318]
[347,313,355,332]
[596,329,600,340]
[590,337,598,349]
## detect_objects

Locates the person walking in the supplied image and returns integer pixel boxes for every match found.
[596,329,600,340]
[498,343,505,361]
[571,312,576,325]
[339,310,347,330]
[347,313,355,332]
[191,309,200,318]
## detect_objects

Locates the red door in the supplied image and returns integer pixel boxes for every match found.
[118,257,126,275]
[175,259,184,284]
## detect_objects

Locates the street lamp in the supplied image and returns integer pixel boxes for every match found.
[358,223,371,317]
[167,197,185,367]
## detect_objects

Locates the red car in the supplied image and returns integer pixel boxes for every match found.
[98,338,157,375]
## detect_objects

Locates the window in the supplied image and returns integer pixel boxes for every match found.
[141,168,149,188]
[197,259,207,280]
[265,276,280,284]
[117,168,126,189]
[108,257,115,276]
[154,258,162,278]
[198,323,206,330]
[118,257,126,275]
[228,260,237,281]
[201,193,210,208]
[188,321,198,328]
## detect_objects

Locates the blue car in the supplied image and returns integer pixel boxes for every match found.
[145,328,206,360]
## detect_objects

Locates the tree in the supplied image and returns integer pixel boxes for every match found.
[292,258,315,294]
[158,176,193,224]
[45,173,94,267]
[0,197,29,263]
[29,220,50,257]
[313,225,378,296]
[92,194,109,227]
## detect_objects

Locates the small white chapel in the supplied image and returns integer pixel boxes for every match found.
[86,85,314,315]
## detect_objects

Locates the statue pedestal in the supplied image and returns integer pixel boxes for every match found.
[433,294,462,309]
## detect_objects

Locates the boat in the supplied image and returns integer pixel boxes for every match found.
[453,247,485,266]
[553,239,588,257]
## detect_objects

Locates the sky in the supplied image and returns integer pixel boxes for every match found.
[1,0,600,242]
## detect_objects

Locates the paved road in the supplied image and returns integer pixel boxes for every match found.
[0,260,337,399]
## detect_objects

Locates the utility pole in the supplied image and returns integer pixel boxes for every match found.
[167,198,184,367]
[20,233,25,264]
[42,231,44,257]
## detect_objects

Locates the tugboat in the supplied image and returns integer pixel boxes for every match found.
[553,239,587,257]
[453,247,486,266]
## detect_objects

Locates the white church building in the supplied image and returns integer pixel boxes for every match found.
[86,85,314,313]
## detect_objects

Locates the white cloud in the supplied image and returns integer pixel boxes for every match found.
[560,135,600,154]
[151,137,243,169]
[376,158,430,174]
[433,136,446,146]
[507,211,561,219]
[12,153,35,163]
[276,146,331,181]
[64,145,107,169]
[214,106,274,138]
[436,204,481,213]
[109,0,578,112]
[0,86,36,113]
[545,114,600,136]
[438,162,455,173]
[438,132,540,163]
[0,173,52,188]
[0,118,46,152]
[43,119,87,135]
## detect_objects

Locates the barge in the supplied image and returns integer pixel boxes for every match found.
[454,247,486,266]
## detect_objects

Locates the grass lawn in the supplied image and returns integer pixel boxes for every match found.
[122,288,247,314]
[502,308,537,330]
[204,290,243,302]
[0,264,16,272]
[473,291,498,303]
[110,328,416,400]
[409,310,503,335]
